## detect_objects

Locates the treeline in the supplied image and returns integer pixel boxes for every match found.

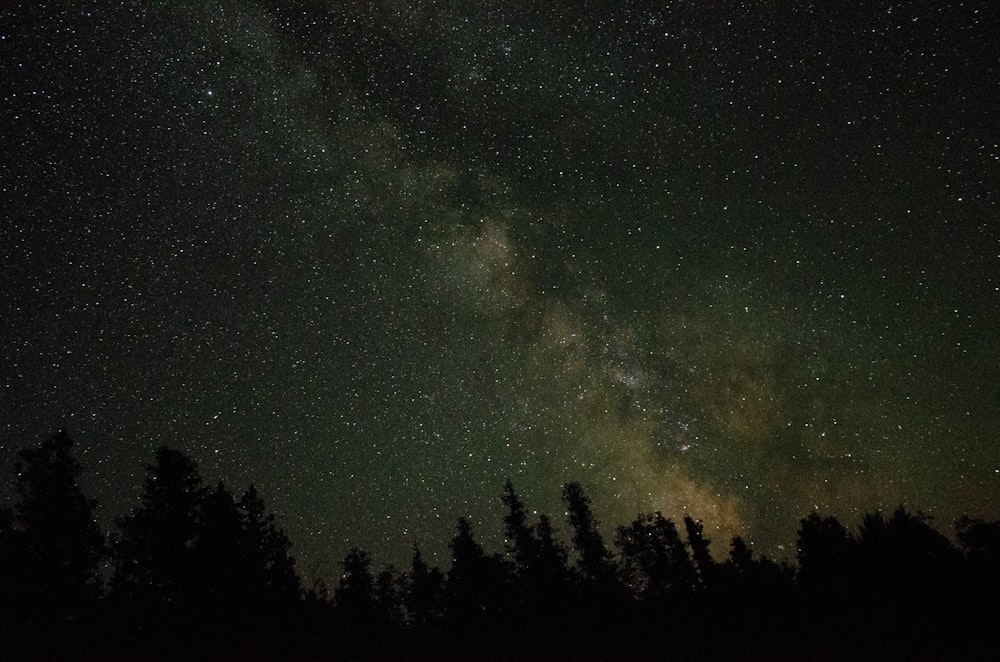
[2,431,998,660]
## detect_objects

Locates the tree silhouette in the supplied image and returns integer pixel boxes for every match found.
[442,517,513,653]
[720,534,794,601]
[502,480,572,589]
[112,447,206,610]
[110,446,210,654]
[404,544,445,629]
[796,511,857,597]
[793,511,863,656]
[0,506,17,631]
[956,516,1000,566]
[197,481,302,656]
[375,565,405,625]
[502,479,535,572]
[716,535,797,658]
[496,482,577,655]
[855,506,964,651]
[562,482,617,586]
[558,482,631,657]
[4,428,1000,659]
[683,515,715,588]
[110,446,303,657]
[534,513,572,584]
[5,430,105,656]
[956,514,1000,602]
[728,535,753,570]
[198,481,247,605]
[446,517,504,613]
[335,547,377,621]
[955,516,1000,656]
[13,429,105,592]
[616,512,695,601]
[857,507,960,596]
[238,484,300,605]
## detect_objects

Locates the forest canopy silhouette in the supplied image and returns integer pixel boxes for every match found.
[2,430,998,660]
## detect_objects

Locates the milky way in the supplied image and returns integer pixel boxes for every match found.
[2,1,997,575]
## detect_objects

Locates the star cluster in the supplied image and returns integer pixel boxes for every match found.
[2,1,997,573]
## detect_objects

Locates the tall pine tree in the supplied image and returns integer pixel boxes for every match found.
[9,430,105,652]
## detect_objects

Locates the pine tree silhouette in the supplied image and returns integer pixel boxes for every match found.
[6,430,105,656]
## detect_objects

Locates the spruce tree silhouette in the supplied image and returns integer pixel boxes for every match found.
[199,481,247,603]
[683,515,715,589]
[111,446,208,652]
[5,430,105,657]
[332,548,412,658]
[560,482,630,657]
[404,544,445,630]
[7,430,1000,660]
[375,565,405,625]
[501,481,573,588]
[534,513,572,585]
[113,448,204,600]
[562,482,617,587]
[194,479,264,652]
[498,482,575,656]
[110,446,303,657]
[238,484,301,606]
[502,479,535,573]
[446,518,489,613]
[444,517,513,653]
[335,547,377,622]
[235,484,303,658]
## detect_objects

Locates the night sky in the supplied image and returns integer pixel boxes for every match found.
[2,1,998,577]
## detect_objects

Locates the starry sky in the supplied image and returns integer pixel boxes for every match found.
[2,1,998,575]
